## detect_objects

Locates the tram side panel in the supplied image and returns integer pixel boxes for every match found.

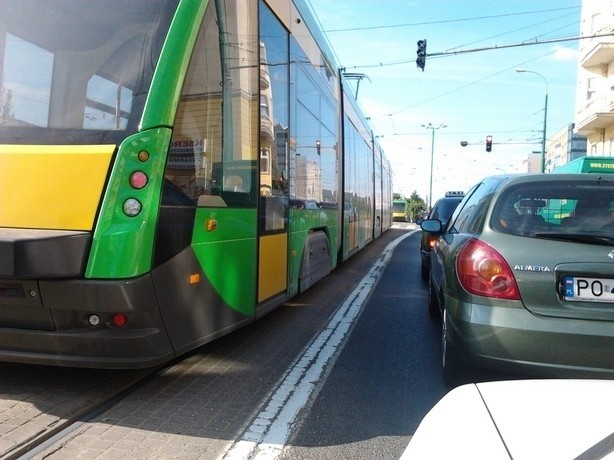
[0,0,391,369]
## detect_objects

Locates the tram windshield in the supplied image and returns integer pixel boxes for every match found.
[0,0,178,144]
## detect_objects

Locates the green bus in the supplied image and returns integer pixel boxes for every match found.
[551,156,614,174]
[546,156,614,221]
[0,0,392,368]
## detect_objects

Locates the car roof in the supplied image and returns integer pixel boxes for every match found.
[433,195,464,205]
[485,172,614,186]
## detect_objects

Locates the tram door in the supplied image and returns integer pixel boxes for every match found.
[258,3,290,304]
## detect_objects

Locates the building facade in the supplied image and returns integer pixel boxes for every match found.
[574,0,614,156]
[546,123,588,171]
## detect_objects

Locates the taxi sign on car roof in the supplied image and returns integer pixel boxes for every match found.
[445,191,464,197]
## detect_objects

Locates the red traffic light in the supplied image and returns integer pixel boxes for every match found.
[486,135,493,152]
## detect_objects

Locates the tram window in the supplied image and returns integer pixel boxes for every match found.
[1,2,172,135]
[259,0,290,232]
[169,0,258,207]
[289,37,338,207]
[84,75,132,130]
[2,34,53,127]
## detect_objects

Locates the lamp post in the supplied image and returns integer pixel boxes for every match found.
[422,123,446,209]
[516,69,548,173]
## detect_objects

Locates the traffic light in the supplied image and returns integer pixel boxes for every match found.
[416,39,427,71]
[486,135,493,152]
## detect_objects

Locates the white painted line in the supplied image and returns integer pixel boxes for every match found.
[220,230,416,460]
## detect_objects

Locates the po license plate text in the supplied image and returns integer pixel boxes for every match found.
[563,276,614,303]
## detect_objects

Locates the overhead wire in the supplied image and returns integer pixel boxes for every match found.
[306,2,582,143]
[321,6,581,33]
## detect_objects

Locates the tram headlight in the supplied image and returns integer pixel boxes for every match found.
[123,198,142,217]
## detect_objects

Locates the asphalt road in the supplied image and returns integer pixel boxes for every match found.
[279,227,448,459]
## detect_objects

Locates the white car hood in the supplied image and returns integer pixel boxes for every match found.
[401,379,614,459]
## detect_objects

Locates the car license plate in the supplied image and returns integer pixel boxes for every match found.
[562,276,614,303]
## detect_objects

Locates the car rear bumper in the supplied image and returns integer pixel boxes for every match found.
[446,298,614,378]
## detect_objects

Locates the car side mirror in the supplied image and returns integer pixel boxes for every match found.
[420,219,442,233]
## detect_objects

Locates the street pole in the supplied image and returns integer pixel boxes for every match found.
[429,127,434,209]
[422,123,446,209]
[541,90,548,173]
[516,69,548,173]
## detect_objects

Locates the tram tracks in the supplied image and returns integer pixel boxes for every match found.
[0,364,158,460]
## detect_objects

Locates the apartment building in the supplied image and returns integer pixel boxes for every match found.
[546,123,588,171]
[574,0,614,156]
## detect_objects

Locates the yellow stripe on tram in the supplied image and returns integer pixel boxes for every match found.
[0,144,115,231]
[258,233,288,302]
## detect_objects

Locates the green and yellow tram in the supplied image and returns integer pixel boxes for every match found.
[392,199,409,222]
[0,0,392,368]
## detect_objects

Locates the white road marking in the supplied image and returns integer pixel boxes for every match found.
[220,230,416,460]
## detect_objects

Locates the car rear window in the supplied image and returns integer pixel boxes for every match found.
[430,199,461,222]
[491,180,614,238]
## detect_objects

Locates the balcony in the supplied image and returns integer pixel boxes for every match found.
[581,42,614,73]
[575,94,614,135]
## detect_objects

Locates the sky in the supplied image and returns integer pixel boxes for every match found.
[306,0,582,205]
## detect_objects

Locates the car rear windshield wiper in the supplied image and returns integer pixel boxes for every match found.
[574,431,614,460]
[534,232,614,246]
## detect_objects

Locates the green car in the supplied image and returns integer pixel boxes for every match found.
[421,174,614,383]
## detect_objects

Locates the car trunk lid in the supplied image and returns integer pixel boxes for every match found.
[500,236,614,321]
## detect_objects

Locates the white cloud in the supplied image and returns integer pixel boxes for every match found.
[551,44,579,61]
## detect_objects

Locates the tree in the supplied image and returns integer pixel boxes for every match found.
[407,191,427,222]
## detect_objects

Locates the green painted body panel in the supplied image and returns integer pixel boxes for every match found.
[192,208,257,316]
[86,128,172,278]
[87,0,208,278]
[141,0,207,130]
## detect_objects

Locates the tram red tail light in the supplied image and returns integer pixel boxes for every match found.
[112,313,127,328]
[130,171,148,189]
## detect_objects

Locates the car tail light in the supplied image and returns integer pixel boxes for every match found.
[427,234,438,249]
[456,238,520,300]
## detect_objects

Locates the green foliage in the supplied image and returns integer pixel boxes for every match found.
[392,190,427,222]
[407,191,427,222]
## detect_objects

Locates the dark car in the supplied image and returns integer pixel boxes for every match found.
[415,210,429,225]
[423,173,614,383]
[420,191,464,280]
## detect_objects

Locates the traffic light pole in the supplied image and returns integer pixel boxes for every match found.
[422,123,446,209]
[516,69,548,173]
[541,91,548,173]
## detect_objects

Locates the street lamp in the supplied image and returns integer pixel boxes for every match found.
[422,123,446,209]
[516,69,548,173]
